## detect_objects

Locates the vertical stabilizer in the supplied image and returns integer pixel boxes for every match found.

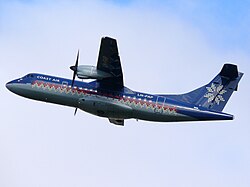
[168,64,243,112]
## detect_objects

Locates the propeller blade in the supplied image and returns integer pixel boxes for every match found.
[71,71,76,87]
[75,50,79,67]
[74,108,78,116]
[70,50,79,87]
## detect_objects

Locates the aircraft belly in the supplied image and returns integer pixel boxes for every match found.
[10,83,78,107]
[31,86,79,107]
[133,107,196,122]
[114,98,197,122]
[78,96,133,119]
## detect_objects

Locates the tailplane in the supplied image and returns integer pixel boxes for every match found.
[168,64,243,112]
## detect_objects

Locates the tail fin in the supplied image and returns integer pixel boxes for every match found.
[169,64,243,112]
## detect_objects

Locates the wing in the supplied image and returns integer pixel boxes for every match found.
[97,37,124,88]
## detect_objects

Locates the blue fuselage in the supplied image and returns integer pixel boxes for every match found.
[6,73,233,123]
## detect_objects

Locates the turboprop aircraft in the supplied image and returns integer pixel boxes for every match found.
[6,37,243,126]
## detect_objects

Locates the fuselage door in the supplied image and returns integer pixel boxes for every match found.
[155,96,166,113]
[62,81,68,88]
[156,96,166,106]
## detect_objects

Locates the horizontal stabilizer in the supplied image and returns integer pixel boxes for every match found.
[219,64,238,79]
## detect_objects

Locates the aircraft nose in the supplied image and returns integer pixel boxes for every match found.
[6,80,19,93]
[6,82,14,92]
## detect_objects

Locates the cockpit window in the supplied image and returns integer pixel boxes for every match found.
[24,74,34,78]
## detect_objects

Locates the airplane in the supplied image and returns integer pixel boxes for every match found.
[6,37,243,126]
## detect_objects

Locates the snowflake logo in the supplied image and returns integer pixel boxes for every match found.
[204,83,227,105]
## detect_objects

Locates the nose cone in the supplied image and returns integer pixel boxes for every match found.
[6,79,29,98]
[70,65,77,72]
[6,79,20,94]
[6,81,15,93]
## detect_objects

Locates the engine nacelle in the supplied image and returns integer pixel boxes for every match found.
[76,65,112,80]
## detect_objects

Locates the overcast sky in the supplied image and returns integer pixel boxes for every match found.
[1,0,250,187]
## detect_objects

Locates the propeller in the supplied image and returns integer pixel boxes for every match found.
[70,50,79,116]
[74,108,78,116]
[70,50,79,87]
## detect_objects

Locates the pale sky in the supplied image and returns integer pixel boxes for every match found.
[0,0,250,187]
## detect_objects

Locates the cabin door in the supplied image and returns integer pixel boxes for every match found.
[156,96,166,106]
[62,81,68,88]
[155,96,166,113]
